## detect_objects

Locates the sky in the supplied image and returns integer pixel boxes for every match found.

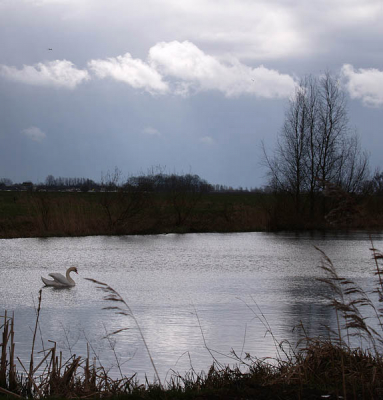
[0,0,382,188]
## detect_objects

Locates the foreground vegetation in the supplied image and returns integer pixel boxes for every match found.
[2,245,383,399]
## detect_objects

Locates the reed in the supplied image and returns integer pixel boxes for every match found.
[85,278,163,389]
[0,309,141,398]
[0,311,18,397]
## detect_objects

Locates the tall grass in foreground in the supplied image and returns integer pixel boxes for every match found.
[2,245,383,399]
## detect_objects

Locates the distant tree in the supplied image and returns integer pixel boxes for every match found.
[45,175,55,186]
[365,169,383,195]
[99,168,149,232]
[337,134,369,194]
[0,178,13,187]
[263,72,370,216]
[165,173,211,226]
[126,171,212,226]
[101,167,122,191]
[43,174,98,191]
[79,178,97,192]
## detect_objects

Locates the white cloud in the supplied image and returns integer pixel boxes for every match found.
[88,53,169,95]
[0,60,89,89]
[341,64,383,107]
[21,126,46,141]
[86,41,295,98]
[149,41,296,98]
[0,41,295,98]
[142,126,161,136]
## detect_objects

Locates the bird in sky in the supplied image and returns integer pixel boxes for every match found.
[48,48,52,50]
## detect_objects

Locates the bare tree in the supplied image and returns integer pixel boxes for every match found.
[278,83,309,212]
[262,71,369,218]
[262,76,318,213]
[166,174,210,226]
[45,175,55,187]
[99,168,148,232]
[315,72,348,188]
[371,169,383,194]
[337,134,369,193]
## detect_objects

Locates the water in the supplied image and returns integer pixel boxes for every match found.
[0,231,382,382]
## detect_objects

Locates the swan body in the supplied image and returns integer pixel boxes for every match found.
[42,266,78,287]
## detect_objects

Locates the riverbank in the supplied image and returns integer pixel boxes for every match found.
[2,339,382,399]
[0,190,382,238]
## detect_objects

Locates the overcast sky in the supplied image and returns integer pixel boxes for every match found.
[1,0,382,188]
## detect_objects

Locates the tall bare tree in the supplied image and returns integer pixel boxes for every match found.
[277,83,308,212]
[315,72,348,188]
[263,71,369,217]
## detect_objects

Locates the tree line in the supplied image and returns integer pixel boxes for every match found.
[0,171,261,194]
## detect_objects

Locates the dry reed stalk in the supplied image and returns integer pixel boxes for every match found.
[236,295,294,364]
[192,306,225,370]
[0,310,8,388]
[83,343,90,392]
[85,278,163,389]
[370,238,383,328]
[315,244,383,399]
[17,357,42,397]
[9,313,16,390]
[0,385,22,398]
[316,246,381,349]
[48,340,57,385]
[28,289,42,395]
[0,311,17,394]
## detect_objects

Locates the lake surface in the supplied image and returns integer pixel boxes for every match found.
[1,231,382,382]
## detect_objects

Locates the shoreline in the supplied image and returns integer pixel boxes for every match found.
[1,226,383,240]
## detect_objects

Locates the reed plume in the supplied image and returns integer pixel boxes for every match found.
[85,278,163,388]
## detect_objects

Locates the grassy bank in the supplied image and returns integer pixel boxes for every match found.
[2,246,383,399]
[1,190,383,238]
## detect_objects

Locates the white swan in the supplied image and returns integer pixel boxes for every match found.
[41,266,78,287]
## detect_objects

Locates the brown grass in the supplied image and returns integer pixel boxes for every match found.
[2,190,383,238]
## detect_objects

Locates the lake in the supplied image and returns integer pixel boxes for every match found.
[0,231,382,382]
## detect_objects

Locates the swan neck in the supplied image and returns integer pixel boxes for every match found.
[66,269,75,285]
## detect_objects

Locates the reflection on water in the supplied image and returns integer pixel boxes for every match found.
[0,231,382,380]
